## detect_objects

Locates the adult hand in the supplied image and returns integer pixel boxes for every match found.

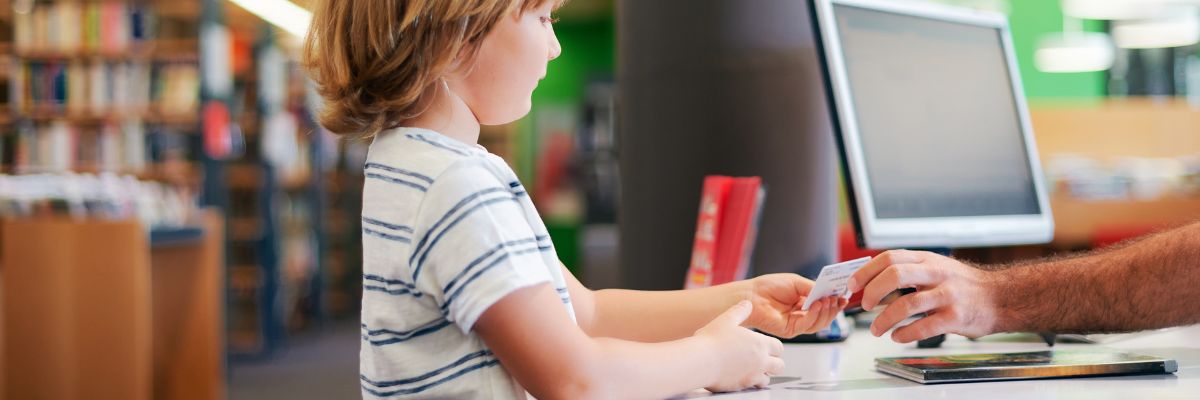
[847,250,1004,343]
[745,273,847,338]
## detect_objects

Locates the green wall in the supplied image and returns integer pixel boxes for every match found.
[1006,0,1107,99]
[521,18,615,183]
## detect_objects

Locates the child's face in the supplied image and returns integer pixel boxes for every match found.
[454,2,561,125]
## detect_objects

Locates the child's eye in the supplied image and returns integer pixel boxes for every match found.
[540,15,559,25]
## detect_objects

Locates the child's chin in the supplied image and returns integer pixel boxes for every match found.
[481,102,532,126]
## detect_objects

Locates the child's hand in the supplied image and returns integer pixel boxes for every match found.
[746,273,848,338]
[693,300,784,392]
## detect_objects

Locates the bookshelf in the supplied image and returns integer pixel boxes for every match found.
[320,137,366,317]
[0,0,369,360]
[0,0,203,189]
[219,22,337,356]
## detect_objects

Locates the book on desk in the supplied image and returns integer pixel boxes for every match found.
[876,349,1178,384]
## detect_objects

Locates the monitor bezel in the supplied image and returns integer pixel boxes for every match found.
[814,0,1054,249]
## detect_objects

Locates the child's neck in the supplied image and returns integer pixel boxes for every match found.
[406,84,480,147]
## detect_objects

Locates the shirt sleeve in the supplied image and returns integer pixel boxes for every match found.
[411,158,554,333]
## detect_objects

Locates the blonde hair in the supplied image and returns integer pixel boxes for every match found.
[303,0,556,136]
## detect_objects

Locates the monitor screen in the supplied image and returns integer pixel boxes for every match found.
[834,4,1041,219]
[816,0,1053,249]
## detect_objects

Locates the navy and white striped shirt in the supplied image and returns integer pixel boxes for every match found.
[359,127,575,399]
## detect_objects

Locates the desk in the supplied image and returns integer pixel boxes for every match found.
[696,325,1200,399]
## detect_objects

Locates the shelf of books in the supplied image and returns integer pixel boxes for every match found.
[0,0,203,190]
[220,22,369,357]
[0,0,369,360]
[321,135,366,318]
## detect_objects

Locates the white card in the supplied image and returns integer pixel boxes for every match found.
[801,256,872,311]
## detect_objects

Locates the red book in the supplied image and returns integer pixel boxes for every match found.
[684,176,732,289]
[684,176,767,288]
[712,177,765,285]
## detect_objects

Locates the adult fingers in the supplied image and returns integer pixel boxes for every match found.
[891,312,954,344]
[848,250,926,293]
[869,289,943,337]
[861,263,944,311]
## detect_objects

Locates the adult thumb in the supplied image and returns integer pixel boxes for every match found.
[719,300,753,326]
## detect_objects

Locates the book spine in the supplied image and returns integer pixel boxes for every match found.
[685,176,732,289]
[712,177,762,284]
[734,186,767,282]
[86,2,101,52]
[14,5,31,53]
[122,120,147,172]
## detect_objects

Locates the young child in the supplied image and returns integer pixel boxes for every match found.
[303,1,847,398]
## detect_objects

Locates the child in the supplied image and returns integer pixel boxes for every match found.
[303,1,847,398]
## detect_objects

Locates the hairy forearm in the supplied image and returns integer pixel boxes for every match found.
[591,282,751,342]
[991,222,1200,334]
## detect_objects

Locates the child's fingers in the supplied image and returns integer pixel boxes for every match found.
[766,356,785,376]
[809,299,831,333]
[718,300,754,327]
[793,299,825,334]
[819,298,839,329]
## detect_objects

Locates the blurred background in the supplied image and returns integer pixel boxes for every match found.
[1,0,1198,399]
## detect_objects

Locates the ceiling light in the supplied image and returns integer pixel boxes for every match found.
[1035,32,1116,73]
[225,0,312,38]
[1062,0,1168,20]
[1112,10,1200,48]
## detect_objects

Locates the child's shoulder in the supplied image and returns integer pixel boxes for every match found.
[366,127,516,198]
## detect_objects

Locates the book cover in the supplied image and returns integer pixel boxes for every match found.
[712,177,765,284]
[733,184,766,283]
[684,176,732,289]
[685,176,767,288]
[876,350,1178,384]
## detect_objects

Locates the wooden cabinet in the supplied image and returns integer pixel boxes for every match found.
[1,211,225,400]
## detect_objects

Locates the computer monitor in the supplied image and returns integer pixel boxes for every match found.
[813,0,1054,249]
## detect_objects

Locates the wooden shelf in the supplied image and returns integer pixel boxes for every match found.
[13,48,155,61]
[1050,192,1200,248]
[228,218,262,242]
[7,39,199,60]
[229,264,263,293]
[226,164,263,190]
[324,217,351,236]
[280,172,312,191]
[67,163,201,184]
[154,2,202,20]
[12,109,200,126]
[225,163,312,191]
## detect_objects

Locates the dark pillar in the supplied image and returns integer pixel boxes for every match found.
[617,0,838,289]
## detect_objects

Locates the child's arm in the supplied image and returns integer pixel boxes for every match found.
[475,283,782,399]
[563,265,844,343]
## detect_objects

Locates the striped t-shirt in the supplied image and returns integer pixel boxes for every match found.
[358,127,575,399]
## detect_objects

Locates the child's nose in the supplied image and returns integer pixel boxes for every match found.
[548,29,562,61]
